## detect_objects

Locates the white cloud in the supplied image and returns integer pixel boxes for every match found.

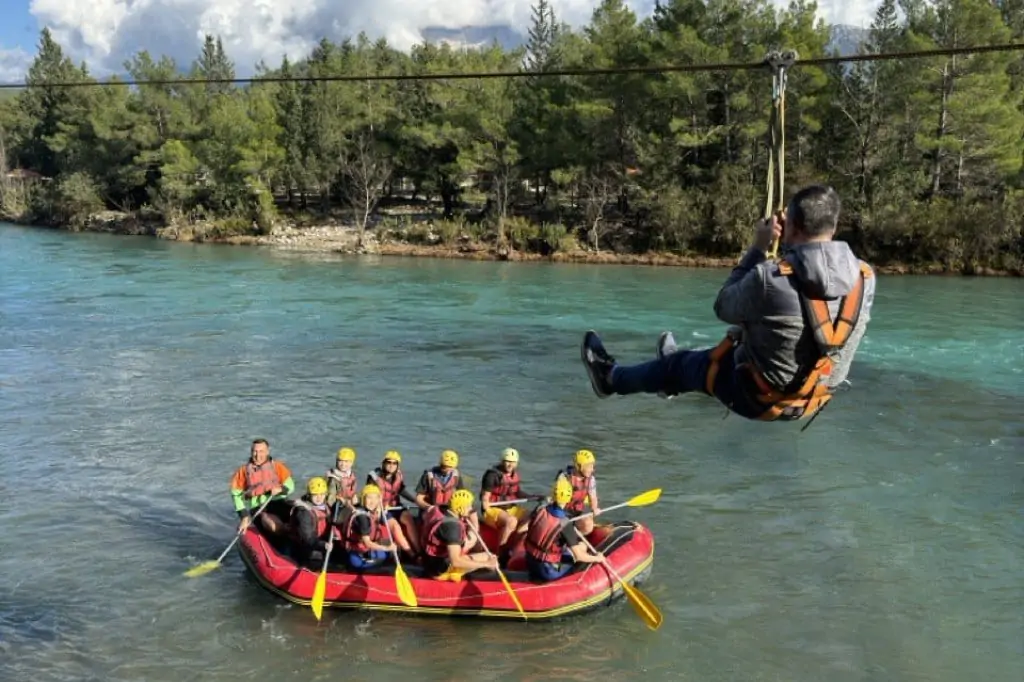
[0,47,33,83]
[22,0,882,78]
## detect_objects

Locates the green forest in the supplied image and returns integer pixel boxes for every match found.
[0,0,1022,272]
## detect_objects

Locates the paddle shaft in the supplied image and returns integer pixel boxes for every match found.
[570,498,633,523]
[218,495,275,562]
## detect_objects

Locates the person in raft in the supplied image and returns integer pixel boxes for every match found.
[479,448,544,551]
[336,484,394,570]
[289,476,334,567]
[420,490,498,580]
[581,185,876,423]
[230,438,295,537]
[415,449,481,538]
[556,449,600,537]
[366,450,421,557]
[325,447,359,509]
[525,477,607,581]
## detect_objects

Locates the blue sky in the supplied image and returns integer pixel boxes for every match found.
[0,0,881,85]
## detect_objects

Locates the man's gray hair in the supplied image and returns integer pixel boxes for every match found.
[788,185,841,237]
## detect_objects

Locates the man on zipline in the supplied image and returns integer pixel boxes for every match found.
[581,184,876,423]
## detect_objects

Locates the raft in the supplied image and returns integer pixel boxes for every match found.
[237,519,655,620]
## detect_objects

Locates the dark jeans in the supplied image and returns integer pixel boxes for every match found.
[526,552,574,581]
[347,550,388,569]
[609,345,766,420]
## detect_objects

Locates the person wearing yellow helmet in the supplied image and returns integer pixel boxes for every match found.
[554,449,600,537]
[479,447,544,550]
[419,489,497,579]
[288,476,334,567]
[524,477,606,581]
[326,446,359,508]
[366,450,420,556]
[335,484,394,569]
[229,438,295,537]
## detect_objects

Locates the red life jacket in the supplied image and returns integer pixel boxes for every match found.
[245,460,282,499]
[421,505,465,558]
[374,468,404,508]
[525,505,566,564]
[289,499,329,544]
[484,466,520,502]
[343,508,383,553]
[328,468,357,501]
[425,467,461,506]
[560,467,592,514]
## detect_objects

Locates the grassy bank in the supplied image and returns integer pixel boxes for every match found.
[8,202,1019,277]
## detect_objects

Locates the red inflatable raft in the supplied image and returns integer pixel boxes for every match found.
[238,520,655,620]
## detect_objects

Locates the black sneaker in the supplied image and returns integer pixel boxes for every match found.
[656,331,678,400]
[581,330,616,398]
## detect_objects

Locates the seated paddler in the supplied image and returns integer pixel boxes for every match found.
[420,490,498,580]
[525,477,606,582]
[337,484,393,570]
[288,476,333,567]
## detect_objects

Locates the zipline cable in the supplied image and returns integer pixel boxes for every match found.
[0,41,1021,89]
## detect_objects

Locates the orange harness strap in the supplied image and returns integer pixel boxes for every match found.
[706,260,872,421]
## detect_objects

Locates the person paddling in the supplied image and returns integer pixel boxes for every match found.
[581,185,876,424]
[289,477,333,568]
[229,438,294,537]
[337,484,393,570]
[556,449,600,538]
[415,449,481,538]
[525,477,606,582]
[479,448,542,551]
[367,450,420,556]
[419,490,497,580]
[326,447,359,508]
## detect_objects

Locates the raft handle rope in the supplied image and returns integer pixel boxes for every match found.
[763,49,796,261]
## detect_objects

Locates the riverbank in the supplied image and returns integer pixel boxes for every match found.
[7,210,1020,276]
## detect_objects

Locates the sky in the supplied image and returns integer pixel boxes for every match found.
[0,0,883,84]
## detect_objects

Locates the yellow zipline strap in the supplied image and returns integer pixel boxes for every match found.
[763,50,797,260]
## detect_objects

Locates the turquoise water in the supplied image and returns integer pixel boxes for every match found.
[1,223,1021,682]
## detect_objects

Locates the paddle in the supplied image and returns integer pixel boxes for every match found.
[310,536,334,621]
[369,473,418,607]
[468,527,527,621]
[184,496,274,578]
[569,488,662,523]
[578,534,663,631]
[489,496,546,508]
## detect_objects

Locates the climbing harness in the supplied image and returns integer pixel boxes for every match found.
[762,50,797,260]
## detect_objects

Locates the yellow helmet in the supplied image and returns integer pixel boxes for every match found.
[361,483,382,502]
[383,450,401,464]
[574,449,596,467]
[501,447,520,463]
[552,477,573,506]
[337,447,357,462]
[307,476,328,495]
[449,489,474,516]
[440,449,459,468]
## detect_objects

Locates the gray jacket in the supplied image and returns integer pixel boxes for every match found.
[713,241,876,391]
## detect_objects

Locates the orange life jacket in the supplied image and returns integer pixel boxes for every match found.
[425,467,461,506]
[245,460,282,499]
[484,466,520,502]
[421,505,465,558]
[559,467,592,514]
[707,258,873,421]
[289,499,329,544]
[525,505,566,564]
[342,508,383,553]
[374,468,404,508]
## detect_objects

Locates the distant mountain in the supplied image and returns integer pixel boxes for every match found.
[421,23,871,58]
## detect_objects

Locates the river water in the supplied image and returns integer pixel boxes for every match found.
[1,223,1021,682]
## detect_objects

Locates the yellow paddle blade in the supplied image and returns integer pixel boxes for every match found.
[497,568,527,620]
[395,565,418,608]
[621,581,663,631]
[626,488,662,507]
[311,571,328,621]
[183,561,222,578]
